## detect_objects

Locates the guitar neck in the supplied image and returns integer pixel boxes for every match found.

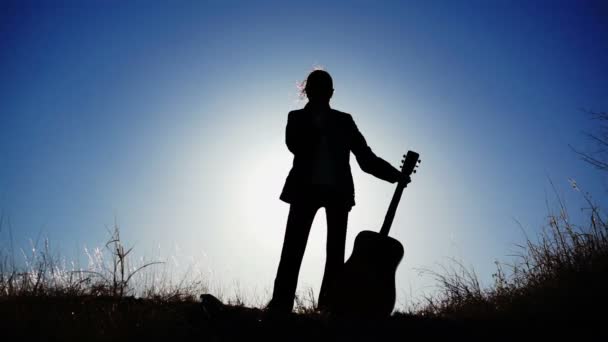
[379,183,406,237]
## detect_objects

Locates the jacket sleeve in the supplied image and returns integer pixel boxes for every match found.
[348,115,401,183]
[286,111,300,154]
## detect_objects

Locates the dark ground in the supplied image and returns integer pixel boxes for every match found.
[2,295,605,341]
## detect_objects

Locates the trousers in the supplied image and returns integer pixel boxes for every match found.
[269,196,350,313]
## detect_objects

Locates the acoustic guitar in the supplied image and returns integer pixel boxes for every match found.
[328,150,420,318]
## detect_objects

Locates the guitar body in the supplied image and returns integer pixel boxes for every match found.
[328,150,420,319]
[329,230,404,318]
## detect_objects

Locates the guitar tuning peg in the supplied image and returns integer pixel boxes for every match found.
[417,160,422,164]
[413,170,417,173]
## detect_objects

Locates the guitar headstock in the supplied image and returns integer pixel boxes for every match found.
[400,150,421,178]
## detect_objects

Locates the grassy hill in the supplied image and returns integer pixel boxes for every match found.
[2,190,607,340]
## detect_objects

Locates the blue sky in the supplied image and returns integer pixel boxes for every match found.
[1,0,607,305]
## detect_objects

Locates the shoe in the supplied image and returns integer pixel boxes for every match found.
[260,301,292,324]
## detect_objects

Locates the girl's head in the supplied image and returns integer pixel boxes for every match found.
[302,69,334,103]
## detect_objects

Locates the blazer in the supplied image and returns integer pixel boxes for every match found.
[279,103,401,207]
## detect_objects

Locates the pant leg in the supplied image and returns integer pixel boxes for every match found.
[318,204,349,309]
[269,202,319,313]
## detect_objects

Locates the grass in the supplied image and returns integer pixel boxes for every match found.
[418,183,608,323]
[0,219,207,302]
[1,183,607,340]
